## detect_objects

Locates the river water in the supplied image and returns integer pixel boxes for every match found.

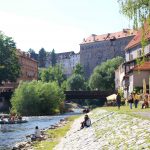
[0,112,81,150]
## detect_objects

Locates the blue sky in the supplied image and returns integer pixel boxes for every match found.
[0,0,131,53]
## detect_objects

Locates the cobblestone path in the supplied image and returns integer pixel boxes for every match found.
[54,109,150,150]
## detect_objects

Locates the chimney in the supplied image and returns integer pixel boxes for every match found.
[91,34,97,41]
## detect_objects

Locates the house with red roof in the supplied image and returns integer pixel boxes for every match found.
[122,25,150,96]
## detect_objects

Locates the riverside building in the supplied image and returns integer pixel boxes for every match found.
[80,29,137,78]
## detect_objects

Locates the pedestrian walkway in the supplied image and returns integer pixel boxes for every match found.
[54,109,150,150]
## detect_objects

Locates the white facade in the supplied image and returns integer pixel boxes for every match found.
[115,64,125,90]
[45,51,80,77]
[125,42,150,95]
[128,71,150,94]
[59,53,80,77]
[125,44,150,62]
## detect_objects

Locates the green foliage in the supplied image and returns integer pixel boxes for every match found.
[66,74,86,91]
[40,65,66,86]
[0,31,20,84]
[73,63,84,75]
[66,63,87,91]
[118,0,150,29]
[118,88,124,98]
[38,48,46,68]
[89,57,124,91]
[11,81,65,116]
[61,80,67,91]
[51,49,57,67]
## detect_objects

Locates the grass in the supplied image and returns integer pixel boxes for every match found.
[34,115,79,150]
[101,105,150,120]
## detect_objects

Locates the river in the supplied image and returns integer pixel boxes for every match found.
[0,111,81,150]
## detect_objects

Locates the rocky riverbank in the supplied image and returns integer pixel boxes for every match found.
[12,118,69,150]
[54,109,150,150]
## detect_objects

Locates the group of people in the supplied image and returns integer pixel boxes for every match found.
[9,114,22,122]
[0,113,22,122]
[128,92,149,109]
[116,91,150,109]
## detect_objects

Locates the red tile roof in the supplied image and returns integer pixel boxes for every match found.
[81,29,137,44]
[125,23,150,50]
[133,61,150,71]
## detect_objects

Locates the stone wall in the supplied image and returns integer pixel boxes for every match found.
[80,35,135,78]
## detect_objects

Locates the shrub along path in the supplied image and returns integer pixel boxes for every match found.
[54,107,150,150]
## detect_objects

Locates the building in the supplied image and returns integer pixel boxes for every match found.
[0,49,38,92]
[57,52,80,77]
[123,25,150,96]
[0,49,38,110]
[80,29,137,78]
[17,49,38,82]
[45,51,80,77]
[115,64,125,91]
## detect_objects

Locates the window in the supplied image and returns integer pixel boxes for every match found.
[137,49,142,57]
[129,53,133,60]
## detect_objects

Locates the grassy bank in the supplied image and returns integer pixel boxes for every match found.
[33,115,80,150]
[101,105,150,120]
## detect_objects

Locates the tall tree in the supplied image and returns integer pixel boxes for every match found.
[118,0,150,29]
[38,48,46,68]
[66,74,86,91]
[73,63,84,75]
[0,31,20,84]
[66,63,86,91]
[40,65,66,86]
[28,48,38,61]
[89,57,124,91]
[51,49,57,67]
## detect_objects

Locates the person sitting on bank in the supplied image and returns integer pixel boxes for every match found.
[142,99,149,109]
[31,126,43,141]
[80,115,91,129]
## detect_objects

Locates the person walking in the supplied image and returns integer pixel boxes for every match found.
[133,92,139,108]
[128,93,133,109]
[116,92,121,109]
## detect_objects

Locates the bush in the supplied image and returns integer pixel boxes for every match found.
[11,81,65,116]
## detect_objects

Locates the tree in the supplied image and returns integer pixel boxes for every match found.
[38,48,46,67]
[118,0,150,29]
[11,81,65,116]
[51,49,57,67]
[0,31,20,84]
[66,74,86,91]
[73,63,84,75]
[28,48,38,61]
[40,65,66,86]
[66,64,86,91]
[89,57,124,91]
